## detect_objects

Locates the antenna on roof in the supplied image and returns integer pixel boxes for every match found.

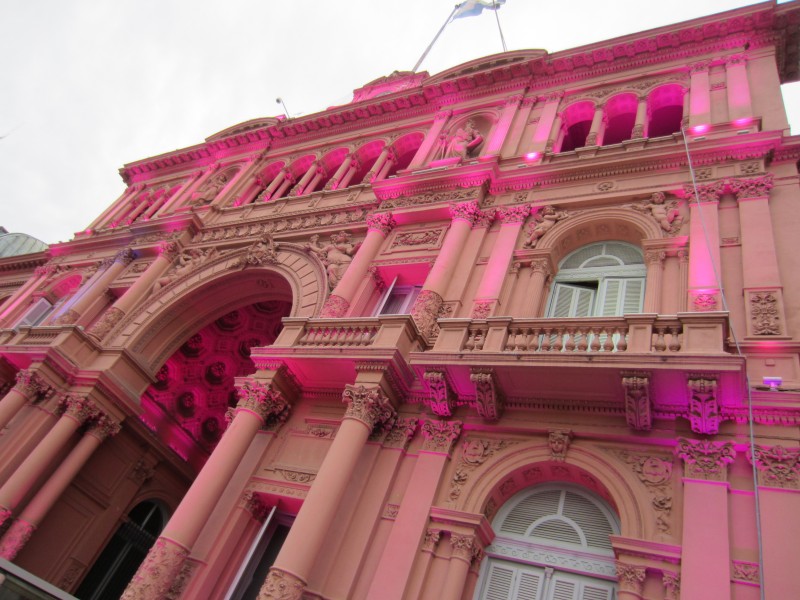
[276,98,291,119]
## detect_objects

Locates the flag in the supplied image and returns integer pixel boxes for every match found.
[452,0,506,20]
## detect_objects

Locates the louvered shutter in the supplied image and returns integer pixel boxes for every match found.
[548,577,579,600]
[483,562,516,600]
[621,278,644,314]
[598,278,644,316]
[549,284,595,318]
[515,568,544,600]
[580,584,613,600]
[16,297,53,328]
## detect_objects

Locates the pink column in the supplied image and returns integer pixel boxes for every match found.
[0,414,120,559]
[319,213,395,317]
[271,170,296,200]
[367,420,462,599]
[643,249,665,313]
[407,109,452,170]
[685,182,723,311]
[522,257,552,317]
[302,163,327,195]
[748,444,800,598]
[532,92,563,154]
[0,369,46,432]
[52,248,135,325]
[374,148,397,181]
[676,438,736,600]
[439,534,475,600]
[260,168,291,201]
[87,242,179,341]
[324,154,355,191]
[122,380,289,600]
[410,201,482,336]
[688,61,712,129]
[89,183,142,230]
[288,161,318,197]
[157,170,204,215]
[725,55,752,123]
[259,385,396,599]
[0,394,98,527]
[584,103,605,146]
[616,563,646,600]
[471,205,530,318]
[361,147,392,184]
[483,95,522,157]
[631,96,648,138]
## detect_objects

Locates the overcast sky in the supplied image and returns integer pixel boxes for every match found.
[2,0,798,245]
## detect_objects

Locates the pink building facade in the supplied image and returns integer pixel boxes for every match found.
[1,2,800,598]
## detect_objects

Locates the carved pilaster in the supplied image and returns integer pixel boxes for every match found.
[258,567,305,600]
[383,418,418,449]
[87,413,122,441]
[342,385,396,433]
[621,373,651,431]
[421,419,462,454]
[687,376,721,435]
[662,572,680,600]
[449,534,475,562]
[235,380,291,426]
[469,370,504,421]
[423,370,456,417]
[747,444,800,489]
[676,438,736,481]
[616,562,646,596]
[548,430,573,461]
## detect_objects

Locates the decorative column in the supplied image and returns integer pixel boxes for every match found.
[375,148,397,181]
[676,438,736,600]
[319,213,395,317]
[336,156,360,189]
[0,369,46,432]
[584,103,605,146]
[631,95,648,139]
[0,394,99,528]
[0,414,121,559]
[677,249,689,312]
[122,380,290,600]
[724,54,752,123]
[483,95,523,157]
[324,154,355,191]
[731,175,786,336]
[259,385,396,599]
[643,249,665,313]
[410,201,483,336]
[157,170,204,215]
[471,205,530,318]
[684,181,723,311]
[52,248,135,325]
[362,146,392,184]
[688,61,712,129]
[259,168,292,202]
[521,256,552,317]
[0,265,55,327]
[615,562,646,600]
[748,444,800,598]
[288,161,319,197]
[440,533,475,600]
[88,242,180,340]
[532,91,563,154]
[367,420,462,599]
[407,109,452,170]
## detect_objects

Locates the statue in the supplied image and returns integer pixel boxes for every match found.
[630,192,684,235]
[523,206,570,248]
[152,249,216,294]
[440,120,483,161]
[239,234,278,267]
[305,231,359,290]
[192,172,229,206]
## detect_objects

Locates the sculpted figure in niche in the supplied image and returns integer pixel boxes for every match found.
[152,248,216,294]
[630,192,684,235]
[440,119,484,161]
[306,231,360,290]
[192,172,230,206]
[524,206,570,248]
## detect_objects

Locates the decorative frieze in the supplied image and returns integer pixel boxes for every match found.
[342,385,396,433]
[621,373,652,431]
[423,371,456,417]
[749,291,781,335]
[687,376,721,435]
[389,229,444,250]
[469,369,504,421]
[421,419,462,453]
[676,438,736,481]
[747,444,800,489]
[380,188,484,210]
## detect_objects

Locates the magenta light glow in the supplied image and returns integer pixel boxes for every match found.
[733,118,752,127]
[691,124,709,134]
[525,152,541,161]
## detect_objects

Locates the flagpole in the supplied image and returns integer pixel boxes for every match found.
[412,4,459,73]
[492,0,507,52]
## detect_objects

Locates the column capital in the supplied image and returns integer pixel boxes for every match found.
[644,249,666,265]
[57,394,99,424]
[683,180,724,203]
[505,94,524,106]
[259,567,305,600]
[449,200,481,225]
[529,258,552,276]
[13,369,45,398]
[365,212,396,236]
[435,109,453,122]
[383,417,418,449]
[689,60,712,74]
[449,533,475,562]
[114,247,136,266]
[342,385,396,432]
[157,241,180,261]
[662,572,680,600]
[87,413,122,441]
[234,380,291,426]
[676,438,736,481]
[421,419,462,453]
[496,205,531,224]
[723,53,747,67]
[541,90,564,103]
[422,528,442,552]
[616,562,646,595]
[747,444,800,489]
[729,174,773,200]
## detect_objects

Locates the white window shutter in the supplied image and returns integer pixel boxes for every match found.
[515,568,544,600]
[622,278,644,314]
[483,562,516,600]
[16,298,53,328]
[549,284,595,318]
[548,576,579,600]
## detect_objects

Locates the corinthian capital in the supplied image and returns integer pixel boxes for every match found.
[13,369,45,398]
[235,380,291,425]
[676,438,735,481]
[58,394,99,424]
[449,200,481,225]
[496,205,531,224]
[343,385,396,432]
[366,212,396,236]
[729,174,773,200]
[421,419,462,453]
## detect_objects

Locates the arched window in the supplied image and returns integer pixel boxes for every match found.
[475,484,620,600]
[559,102,595,152]
[647,84,684,138]
[75,500,167,600]
[601,94,637,145]
[546,242,645,318]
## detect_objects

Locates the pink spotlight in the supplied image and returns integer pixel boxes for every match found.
[525,152,540,161]
[733,117,752,127]
[691,124,709,134]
